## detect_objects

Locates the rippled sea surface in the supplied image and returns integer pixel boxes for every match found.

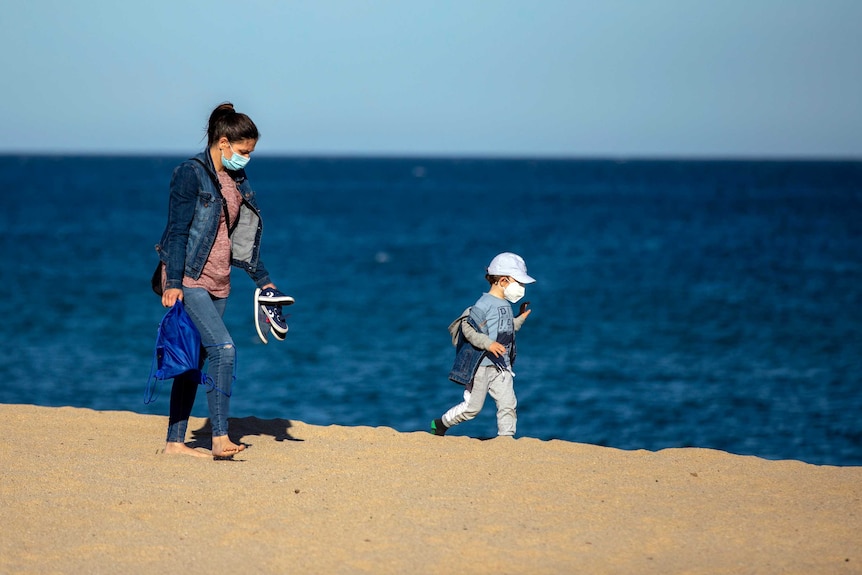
[2,155,860,465]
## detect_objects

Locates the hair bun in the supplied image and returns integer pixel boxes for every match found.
[205,102,259,146]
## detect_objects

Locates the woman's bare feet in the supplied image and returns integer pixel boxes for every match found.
[164,441,210,458]
[211,435,246,459]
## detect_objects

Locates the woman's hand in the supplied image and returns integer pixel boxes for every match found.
[162,288,184,308]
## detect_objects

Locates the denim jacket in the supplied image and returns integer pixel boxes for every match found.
[448,307,523,386]
[155,150,272,290]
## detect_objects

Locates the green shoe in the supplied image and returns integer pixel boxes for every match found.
[430,418,448,436]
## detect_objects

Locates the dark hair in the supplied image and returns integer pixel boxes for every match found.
[206,102,260,147]
[486,274,504,286]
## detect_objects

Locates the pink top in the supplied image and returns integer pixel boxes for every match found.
[181,171,243,297]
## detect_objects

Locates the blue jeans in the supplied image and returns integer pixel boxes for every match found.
[166,287,236,442]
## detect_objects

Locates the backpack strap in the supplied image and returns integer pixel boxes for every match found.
[144,349,160,404]
[144,311,170,405]
[200,341,236,398]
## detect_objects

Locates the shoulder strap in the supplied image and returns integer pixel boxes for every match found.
[192,157,240,236]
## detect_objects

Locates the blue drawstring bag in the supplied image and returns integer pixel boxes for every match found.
[144,300,205,404]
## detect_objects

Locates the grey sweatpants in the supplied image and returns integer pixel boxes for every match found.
[441,366,517,436]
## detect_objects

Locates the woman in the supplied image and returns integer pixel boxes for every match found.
[155,102,290,458]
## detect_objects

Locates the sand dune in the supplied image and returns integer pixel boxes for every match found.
[1,404,859,574]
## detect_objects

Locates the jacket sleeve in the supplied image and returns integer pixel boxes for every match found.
[514,313,527,332]
[448,308,470,346]
[462,316,495,350]
[163,163,199,290]
[245,257,273,288]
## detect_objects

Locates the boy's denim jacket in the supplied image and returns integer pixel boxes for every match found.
[448,307,526,386]
[156,150,272,290]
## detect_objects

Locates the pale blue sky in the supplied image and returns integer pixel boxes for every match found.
[3,1,861,158]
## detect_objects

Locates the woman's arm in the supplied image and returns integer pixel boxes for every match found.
[163,163,199,291]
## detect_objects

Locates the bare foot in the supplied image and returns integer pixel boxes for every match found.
[164,442,210,458]
[212,435,246,458]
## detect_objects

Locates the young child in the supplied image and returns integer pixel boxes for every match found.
[431,252,535,437]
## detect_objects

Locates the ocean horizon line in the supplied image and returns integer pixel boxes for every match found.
[2,150,861,163]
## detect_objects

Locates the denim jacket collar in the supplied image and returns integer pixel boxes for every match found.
[193,149,248,187]
[157,150,271,291]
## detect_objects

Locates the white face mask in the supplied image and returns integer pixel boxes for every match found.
[503,280,525,303]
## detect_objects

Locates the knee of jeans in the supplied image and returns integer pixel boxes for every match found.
[206,342,235,362]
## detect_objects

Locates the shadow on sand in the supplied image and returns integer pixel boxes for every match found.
[187,416,304,453]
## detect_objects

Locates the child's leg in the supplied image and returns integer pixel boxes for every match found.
[488,369,517,436]
[441,366,494,428]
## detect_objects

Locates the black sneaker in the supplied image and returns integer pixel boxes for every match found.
[265,306,288,335]
[270,325,286,341]
[257,288,295,306]
[254,288,294,343]
[254,291,269,344]
[430,419,448,436]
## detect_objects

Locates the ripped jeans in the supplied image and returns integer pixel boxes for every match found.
[166,287,236,442]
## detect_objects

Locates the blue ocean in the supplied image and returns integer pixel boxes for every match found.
[2,155,860,466]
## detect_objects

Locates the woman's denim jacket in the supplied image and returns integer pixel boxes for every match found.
[448,307,524,386]
[156,150,272,290]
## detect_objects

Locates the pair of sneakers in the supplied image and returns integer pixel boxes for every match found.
[254,287,295,344]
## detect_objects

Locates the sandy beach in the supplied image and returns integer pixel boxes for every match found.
[1,404,859,574]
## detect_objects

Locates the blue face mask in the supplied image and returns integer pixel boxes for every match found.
[221,143,250,171]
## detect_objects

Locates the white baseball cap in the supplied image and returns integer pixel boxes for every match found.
[487,252,536,284]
